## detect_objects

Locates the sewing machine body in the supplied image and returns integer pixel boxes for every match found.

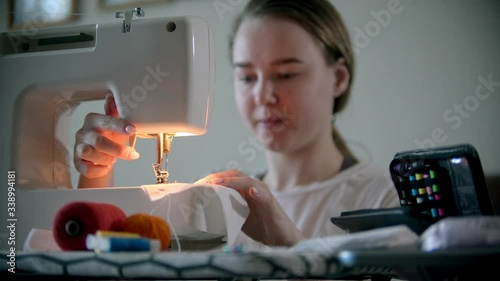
[0,15,216,250]
[1,15,214,189]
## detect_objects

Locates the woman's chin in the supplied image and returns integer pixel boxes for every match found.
[257,131,288,152]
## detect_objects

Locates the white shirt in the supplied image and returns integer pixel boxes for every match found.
[272,162,400,238]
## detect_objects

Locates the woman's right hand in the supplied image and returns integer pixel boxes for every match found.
[74,94,140,179]
[197,170,305,246]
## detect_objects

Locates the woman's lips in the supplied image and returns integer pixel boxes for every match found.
[257,118,286,129]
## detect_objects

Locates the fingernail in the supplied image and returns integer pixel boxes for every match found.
[129,151,140,160]
[249,187,259,198]
[106,93,113,100]
[125,125,136,134]
[211,178,224,184]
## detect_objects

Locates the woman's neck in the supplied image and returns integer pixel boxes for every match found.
[263,135,344,192]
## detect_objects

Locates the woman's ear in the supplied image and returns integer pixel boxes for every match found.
[332,57,350,99]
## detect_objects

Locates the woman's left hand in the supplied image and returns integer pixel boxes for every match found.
[198,169,304,246]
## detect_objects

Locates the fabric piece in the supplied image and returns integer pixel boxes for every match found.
[140,183,249,246]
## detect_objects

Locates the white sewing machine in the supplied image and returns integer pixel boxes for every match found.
[0,9,248,252]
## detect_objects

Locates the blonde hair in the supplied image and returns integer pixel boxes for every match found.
[229,0,357,161]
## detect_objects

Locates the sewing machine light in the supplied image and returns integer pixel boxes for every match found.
[175,132,196,137]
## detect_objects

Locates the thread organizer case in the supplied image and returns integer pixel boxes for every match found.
[389,143,494,222]
[331,143,495,234]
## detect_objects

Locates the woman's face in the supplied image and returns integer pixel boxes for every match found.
[232,16,345,152]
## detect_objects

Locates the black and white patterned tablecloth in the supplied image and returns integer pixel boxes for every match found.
[0,250,350,279]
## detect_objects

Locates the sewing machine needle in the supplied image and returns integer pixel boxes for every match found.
[152,133,174,184]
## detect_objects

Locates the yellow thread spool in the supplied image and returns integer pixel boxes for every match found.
[122,213,171,251]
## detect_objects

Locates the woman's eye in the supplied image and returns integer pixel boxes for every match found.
[239,76,256,83]
[277,73,298,80]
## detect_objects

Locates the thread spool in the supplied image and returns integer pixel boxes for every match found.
[122,213,171,251]
[86,234,161,252]
[52,201,127,251]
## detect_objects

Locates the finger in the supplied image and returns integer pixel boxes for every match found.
[200,169,244,183]
[75,143,117,166]
[213,176,267,203]
[74,158,112,178]
[77,130,140,160]
[83,112,136,135]
[104,94,119,117]
[209,176,255,192]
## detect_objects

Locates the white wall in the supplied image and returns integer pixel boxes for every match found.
[3,0,500,188]
[333,0,500,176]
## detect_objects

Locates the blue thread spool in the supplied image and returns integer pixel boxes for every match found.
[86,234,161,252]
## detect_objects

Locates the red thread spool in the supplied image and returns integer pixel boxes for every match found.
[123,213,171,251]
[52,201,126,251]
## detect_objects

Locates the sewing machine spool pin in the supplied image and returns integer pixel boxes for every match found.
[153,133,174,184]
[115,7,145,33]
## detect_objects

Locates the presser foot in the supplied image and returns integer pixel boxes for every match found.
[152,162,169,184]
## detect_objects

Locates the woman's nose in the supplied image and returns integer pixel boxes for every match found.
[253,79,278,105]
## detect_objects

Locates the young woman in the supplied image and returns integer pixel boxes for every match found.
[74,0,399,247]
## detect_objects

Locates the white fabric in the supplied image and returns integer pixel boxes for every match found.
[273,162,400,238]
[290,225,418,255]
